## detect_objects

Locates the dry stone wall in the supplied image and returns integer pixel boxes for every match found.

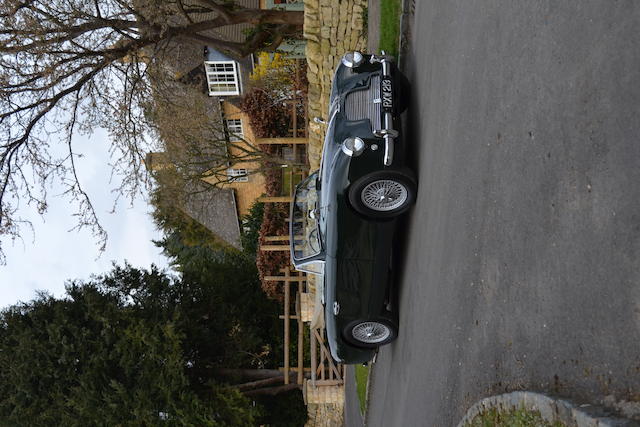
[305,0,368,170]
[305,381,346,427]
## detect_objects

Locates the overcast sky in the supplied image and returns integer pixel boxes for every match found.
[0,128,171,309]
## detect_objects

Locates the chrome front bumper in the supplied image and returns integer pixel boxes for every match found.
[370,53,399,166]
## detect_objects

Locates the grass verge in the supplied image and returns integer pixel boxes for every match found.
[354,364,370,416]
[465,407,567,427]
[379,0,402,57]
[281,167,304,196]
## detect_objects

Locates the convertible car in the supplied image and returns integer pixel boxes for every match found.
[290,51,417,364]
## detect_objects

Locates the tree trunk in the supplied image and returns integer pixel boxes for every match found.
[242,383,302,397]
[214,368,285,381]
[236,373,297,391]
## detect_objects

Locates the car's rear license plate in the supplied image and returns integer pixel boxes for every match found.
[381,77,393,112]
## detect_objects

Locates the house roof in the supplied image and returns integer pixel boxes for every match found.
[182,0,260,45]
[183,181,242,249]
[144,0,259,76]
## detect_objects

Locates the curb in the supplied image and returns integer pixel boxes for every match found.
[397,0,415,69]
[457,392,640,427]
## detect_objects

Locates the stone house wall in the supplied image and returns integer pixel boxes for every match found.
[213,101,267,216]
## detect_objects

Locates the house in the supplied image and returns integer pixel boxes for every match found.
[212,98,267,217]
[145,0,283,249]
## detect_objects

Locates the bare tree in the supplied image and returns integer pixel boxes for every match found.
[0,0,303,262]
[149,82,297,187]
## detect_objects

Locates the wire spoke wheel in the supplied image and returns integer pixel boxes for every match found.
[351,321,391,344]
[360,179,408,211]
[349,170,417,219]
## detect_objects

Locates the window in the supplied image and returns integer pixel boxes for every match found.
[204,61,240,96]
[227,168,249,182]
[226,119,244,141]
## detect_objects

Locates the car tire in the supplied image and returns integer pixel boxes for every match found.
[343,319,398,348]
[348,169,417,219]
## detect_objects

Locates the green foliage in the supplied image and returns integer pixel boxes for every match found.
[379,0,401,57]
[0,172,305,425]
[355,364,370,415]
[254,389,307,427]
[466,407,567,427]
[240,201,265,259]
[0,272,256,426]
[150,172,282,368]
[361,6,369,35]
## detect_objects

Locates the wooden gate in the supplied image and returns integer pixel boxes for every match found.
[264,267,343,388]
[264,267,307,386]
[310,326,343,386]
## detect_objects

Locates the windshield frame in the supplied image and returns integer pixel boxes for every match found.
[289,171,324,267]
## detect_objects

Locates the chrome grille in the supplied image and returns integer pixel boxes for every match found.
[345,75,382,132]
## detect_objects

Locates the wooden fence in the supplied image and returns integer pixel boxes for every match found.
[256,89,343,396]
[263,266,343,389]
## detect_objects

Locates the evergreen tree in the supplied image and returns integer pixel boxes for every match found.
[0,271,256,426]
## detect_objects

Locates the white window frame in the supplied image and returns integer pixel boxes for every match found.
[227,168,249,182]
[226,119,244,142]
[204,61,240,96]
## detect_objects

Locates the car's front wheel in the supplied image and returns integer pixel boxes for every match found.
[344,319,398,348]
[348,170,417,219]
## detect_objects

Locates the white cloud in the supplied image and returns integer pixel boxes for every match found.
[0,129,170,309]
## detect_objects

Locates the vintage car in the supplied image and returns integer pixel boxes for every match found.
[290,51,417,364]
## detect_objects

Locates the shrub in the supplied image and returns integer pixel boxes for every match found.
[256,202,290,299]
[240,88,290,138]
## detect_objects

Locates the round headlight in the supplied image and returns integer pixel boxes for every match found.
[342,137,366,157]
[341,51,364,68]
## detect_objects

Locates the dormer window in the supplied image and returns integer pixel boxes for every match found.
[204,61,240,96]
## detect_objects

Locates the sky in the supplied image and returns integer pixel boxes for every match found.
[0,128,171,309]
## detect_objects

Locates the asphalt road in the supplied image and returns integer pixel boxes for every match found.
[348,1,640,426]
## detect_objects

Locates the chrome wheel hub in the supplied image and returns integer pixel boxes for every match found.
[361,179,408,211]
[351,322,391,344]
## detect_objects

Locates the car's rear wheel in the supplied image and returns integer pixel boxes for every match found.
[348,170,417,219]
[344,319,397,348]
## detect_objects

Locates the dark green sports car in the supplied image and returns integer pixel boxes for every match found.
[290,52,417,364]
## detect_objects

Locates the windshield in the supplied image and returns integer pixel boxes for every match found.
[291,173,321,261]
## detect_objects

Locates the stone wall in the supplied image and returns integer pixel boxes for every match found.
[304,0,368,170]
[305,403,345,427]
[305,381,346,427]
[300,292,314,322]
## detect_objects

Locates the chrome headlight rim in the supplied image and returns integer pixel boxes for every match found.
[341,51,364,68]
[341,137,366,157]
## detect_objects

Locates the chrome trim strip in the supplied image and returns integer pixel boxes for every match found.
[382,60,391,76]
[383,112,394,166]
[381,57,395,166]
